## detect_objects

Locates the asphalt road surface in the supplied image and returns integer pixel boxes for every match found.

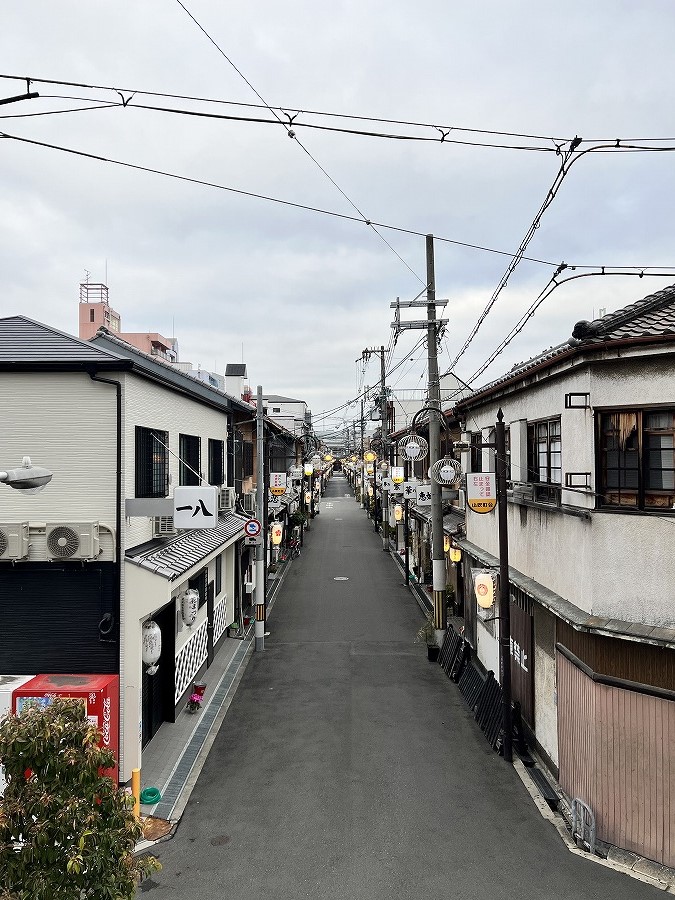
[143,475,662,899]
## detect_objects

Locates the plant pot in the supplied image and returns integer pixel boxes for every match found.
[427,645,440,662]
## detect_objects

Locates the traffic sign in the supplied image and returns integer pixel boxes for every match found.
[245,535,262,546]
[244,518,262,537]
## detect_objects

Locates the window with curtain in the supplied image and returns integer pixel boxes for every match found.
[598,409,675,510]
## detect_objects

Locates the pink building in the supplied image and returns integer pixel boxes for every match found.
[78,282,178,362]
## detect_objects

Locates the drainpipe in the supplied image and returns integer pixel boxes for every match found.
[88,369,123,776]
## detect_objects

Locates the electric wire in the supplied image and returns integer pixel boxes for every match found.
[174,0,426,287]
[6,73,675,148]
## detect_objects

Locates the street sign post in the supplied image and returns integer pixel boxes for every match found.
[466,473,497,514]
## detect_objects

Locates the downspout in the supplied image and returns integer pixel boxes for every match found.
[89,369,123,777]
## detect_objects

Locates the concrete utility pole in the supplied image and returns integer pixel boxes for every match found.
[390,235,448,636]
[360,348,389,545]
[426,235,446,637]
[360,397,366,508]
[255,385,265,652]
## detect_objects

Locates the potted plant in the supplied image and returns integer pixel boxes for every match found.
[415,611,440,662]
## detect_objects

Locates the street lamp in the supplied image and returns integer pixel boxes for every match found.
[0,457,53,495]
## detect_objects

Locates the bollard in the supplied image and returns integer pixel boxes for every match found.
[132,767,141,820]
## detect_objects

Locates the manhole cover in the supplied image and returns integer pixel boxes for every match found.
[334,577,349,581]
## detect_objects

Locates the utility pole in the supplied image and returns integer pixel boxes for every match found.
[495,409,513,762]
[360,397,366,508]
[255,386,265,652]
[360,348,389,543]
[390,236,448,637]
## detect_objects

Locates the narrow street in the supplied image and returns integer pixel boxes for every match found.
[144,475,662,899]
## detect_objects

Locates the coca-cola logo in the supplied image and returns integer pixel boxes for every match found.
[102,697,111,746]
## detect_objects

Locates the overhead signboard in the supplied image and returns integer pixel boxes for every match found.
[415,484,432,506]
[173,486,218,529]
[466,473,497,514]
[381,477,394,492]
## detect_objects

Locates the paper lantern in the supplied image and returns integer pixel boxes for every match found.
[474,573,496,609]
[394,504,403,522]
[443,534,450,552]
[304,463,314,476]
[271,523,283,545]
[142,620,161,675]
[180,589,199,627]
[450,547,462,563]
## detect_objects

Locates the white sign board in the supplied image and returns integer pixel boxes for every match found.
[391,466,405,484]
[173,486,218,529]
[381,477,394,492]
[415,484,432,506]
[466,473,497,514]
[270,472,287,489]
[402,480,418,500]
[245,535,262,546]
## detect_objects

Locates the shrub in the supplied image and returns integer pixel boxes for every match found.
[0,697,160,899]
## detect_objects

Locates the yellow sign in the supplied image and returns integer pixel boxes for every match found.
[468,498,497,514]
[270,486,286,496]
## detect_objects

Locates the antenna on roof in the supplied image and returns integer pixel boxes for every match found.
[84,269,90,284]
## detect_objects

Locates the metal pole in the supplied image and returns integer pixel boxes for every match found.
[404,456,410,587]
[426,234,446,637]
[360,398,366,508]
[255,386,265,652]
[495,408,513,762]
[380,345,389,550]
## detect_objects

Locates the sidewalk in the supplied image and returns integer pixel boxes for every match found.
[137,552,292,828]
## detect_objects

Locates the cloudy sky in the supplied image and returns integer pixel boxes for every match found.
[4,2,675,435]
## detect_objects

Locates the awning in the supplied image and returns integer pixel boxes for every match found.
[126,512,248,580]
[456,537,675,650]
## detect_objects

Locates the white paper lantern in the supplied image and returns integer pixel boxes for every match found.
[142,620,162,675]
[180,589,199,627]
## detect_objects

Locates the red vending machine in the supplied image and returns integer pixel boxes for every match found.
[12,674,120,784]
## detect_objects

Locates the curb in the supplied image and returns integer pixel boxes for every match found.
[513,758,675,892]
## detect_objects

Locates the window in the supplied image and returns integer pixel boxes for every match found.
[273,407,281,413]
[527,419,561,504]
[135,427,169,498]
[598,409,675,510]
[89,308,95,323]
[208,439,224,486]
[179,434,201,486]
[242,441,254,478]
[470,432,483,473]
[215,553,222,595]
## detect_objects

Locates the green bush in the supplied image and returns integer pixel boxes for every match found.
[0,697,160,899]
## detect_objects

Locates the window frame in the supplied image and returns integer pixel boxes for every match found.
[135,426,169,498]
[208,438,225,486]
[215,552,222,596]
[188,568,208,610]
[526,417,562,505]
[179,433,201,486]
[597,407,675,512]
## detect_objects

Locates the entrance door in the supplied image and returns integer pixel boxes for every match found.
[206,580,215,666]
[141,600,175,748]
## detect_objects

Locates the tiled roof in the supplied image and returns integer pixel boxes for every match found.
[0,316,126,365]
[126,513,248,580]
[455,283,675,405]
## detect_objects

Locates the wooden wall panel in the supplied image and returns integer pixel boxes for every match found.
[557,650,675,867]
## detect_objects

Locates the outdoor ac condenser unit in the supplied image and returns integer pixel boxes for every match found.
[218,486,236,512]
[0,522,30,560]
[152,516,176,538]
[241,493,256,514]
[45,523,100,560]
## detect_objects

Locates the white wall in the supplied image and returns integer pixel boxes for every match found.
[0,372,117,560]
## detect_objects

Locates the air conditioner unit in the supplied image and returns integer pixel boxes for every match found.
[241,493,256,514]
[45,523,100,561]
[219,486,236,512]
[152,516,176,538]
[244,581,255,594]
[511,482,534,501]
[0,522,30,560]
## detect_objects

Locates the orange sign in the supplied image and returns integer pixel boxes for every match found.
[270,486,286,496]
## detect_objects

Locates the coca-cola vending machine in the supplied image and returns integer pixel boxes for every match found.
[12,674,119,784]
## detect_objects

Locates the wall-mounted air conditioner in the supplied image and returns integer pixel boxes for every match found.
[152,516,176,538]
[241,493,256,514]
[219,487,236,512]
[45,523,100,560]
[0,522,30,560]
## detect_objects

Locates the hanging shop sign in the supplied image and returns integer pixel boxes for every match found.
[381,477,394,492]
[173,486,219,529]
[391,466,405,484]
[466,473,497,514]
[415,484,432,506]
[142,620,161,675]
[270,472,287,496]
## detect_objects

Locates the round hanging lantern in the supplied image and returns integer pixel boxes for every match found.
[304,491,312,505]
[323,453,334,462]
[271,523,283,545]
[443,534,451,553]
[142,620,162,675]
[398,435,429,461]
[394,504,403,522]
[431,457,462,486]
[474,572,497,609]
[450,546,462,563]
[180,589,199,628]
[363,450,377,463]
[304,463,314,477]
